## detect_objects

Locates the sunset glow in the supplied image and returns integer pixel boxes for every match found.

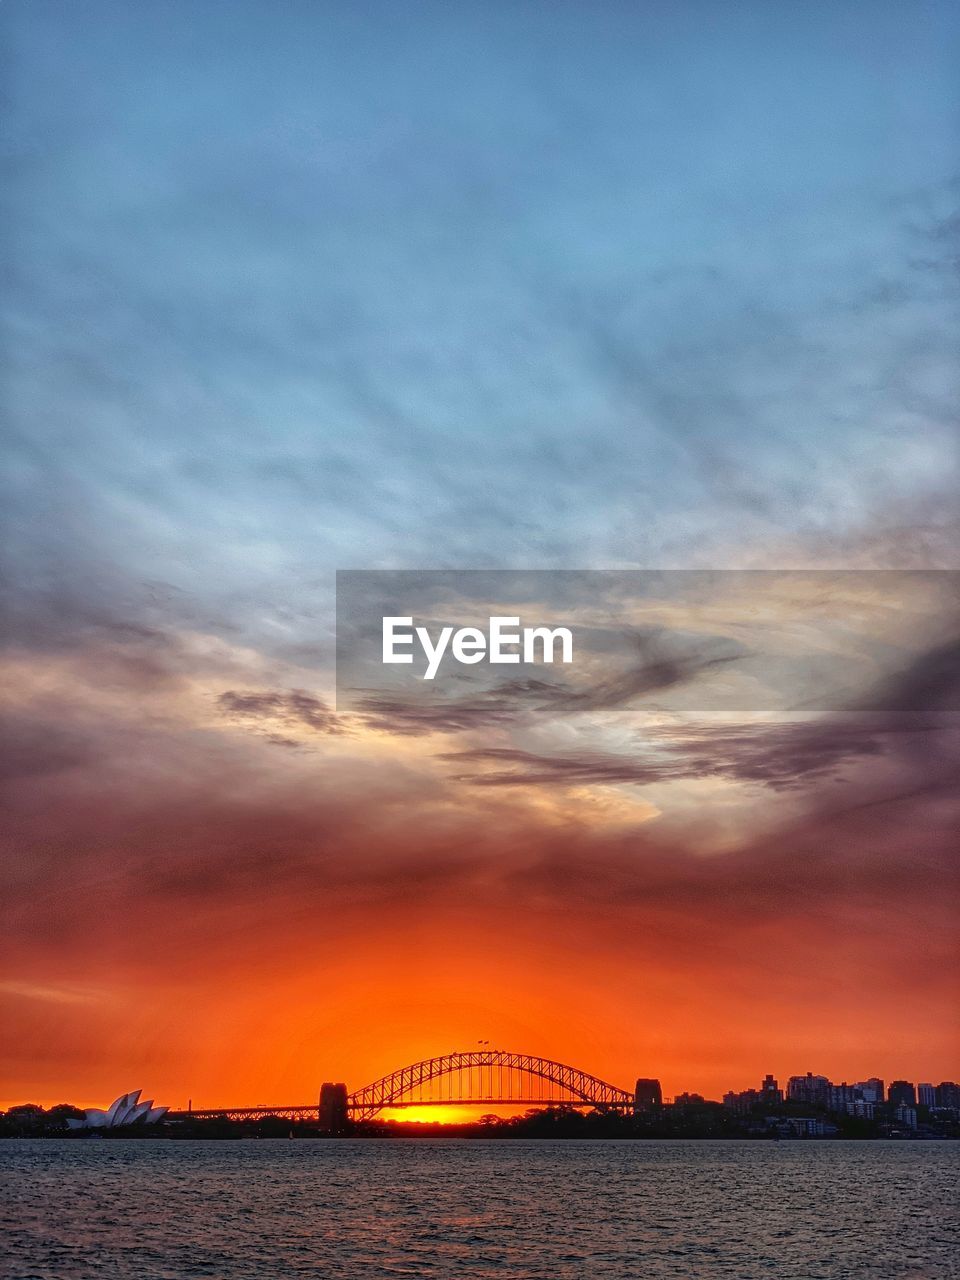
[3,1,958,1123]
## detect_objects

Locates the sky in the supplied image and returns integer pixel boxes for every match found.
[2,1,959,1110]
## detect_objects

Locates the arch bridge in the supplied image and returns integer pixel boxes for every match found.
[173,1050,649,1127]
[345,1049,634,1120]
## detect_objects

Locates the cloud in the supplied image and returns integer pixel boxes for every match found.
[441,633,960,790]
[0,980,106,1007]
[217,689,345,737]
[443,746,670,787]
[855,635,960,715]
[442,719,891,791]
[0,715,99,782]
[355,627,747,735]
[651,720,894,789]
[356,689,528,735]
[536,627,746,713]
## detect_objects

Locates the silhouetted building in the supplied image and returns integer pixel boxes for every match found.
[787,1073,830,1106]
[917,1083,936,1108]
[887,1080,916,1107]
[783,1117,838,1137]
[674,1092,706,1106]
[723,1089,759,1112]
[854,1078,884,1104]
[723,1078,783,1112]
[760,1073,783,1104]
[319,1082,349,1133]
[633,1078,662,1111]
[828,1082,859,1111]
[936,1082,960,1109]
[893,1105,917,1130]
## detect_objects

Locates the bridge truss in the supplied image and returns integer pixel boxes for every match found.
[348,1050,633,1119]
[169,1049,636,1124]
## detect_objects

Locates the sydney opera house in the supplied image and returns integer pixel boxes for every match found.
[65,1089,167,1130]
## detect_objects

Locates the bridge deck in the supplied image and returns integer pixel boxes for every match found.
[170,1098,634,1122]
[166,1050,641,1123]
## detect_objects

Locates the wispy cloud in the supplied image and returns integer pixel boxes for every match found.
[442,721,889,791]
[0,980,107,1006]
[354,627,747,735]
[217,689,345,737]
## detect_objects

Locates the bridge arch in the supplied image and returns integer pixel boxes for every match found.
[347,1050,633,1119]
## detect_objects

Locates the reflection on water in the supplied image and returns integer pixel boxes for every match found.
[1,1139,957,1278]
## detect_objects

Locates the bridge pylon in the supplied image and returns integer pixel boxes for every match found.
[633,1077,663,1112]
[319,1082,348,1133]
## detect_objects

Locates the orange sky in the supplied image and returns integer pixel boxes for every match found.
[4,862,957,1109]
[3,582,959,1112]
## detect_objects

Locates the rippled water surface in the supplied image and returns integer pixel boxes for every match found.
[1,1139,957,1279]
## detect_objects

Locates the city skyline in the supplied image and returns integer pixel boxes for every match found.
[4,1059,959,1142]
[4,1053,958,1118]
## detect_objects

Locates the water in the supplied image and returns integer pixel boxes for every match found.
[1,1139,957,1279]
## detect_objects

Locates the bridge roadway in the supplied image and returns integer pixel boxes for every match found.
[165,1050,651,1126]
[169,1097,635,1123]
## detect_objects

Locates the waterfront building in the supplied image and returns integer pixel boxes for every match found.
[827,1082,859,1111]
[64,1089,167,1130]
[782,1117,838,1137]
[853,1078,884,1104]
[723,1089,759,1112]
[760,1073,783,1104]
[887,1081,916,1107]
[787,1073,831,1106]
[893,1105,918,1130]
